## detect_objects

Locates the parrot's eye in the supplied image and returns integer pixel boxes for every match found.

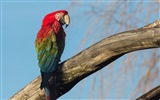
[56,13,60,16]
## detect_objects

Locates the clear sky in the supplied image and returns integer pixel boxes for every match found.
[1,1,76,99]
[1,1,159,100]
[1,1,95,99]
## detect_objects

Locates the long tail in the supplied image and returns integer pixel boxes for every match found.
[40,71,57,100]
[49,75,57,100]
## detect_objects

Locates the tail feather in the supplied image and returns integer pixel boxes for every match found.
[40,71,57,100]
[49,75,57,100]
[40,71,52,90]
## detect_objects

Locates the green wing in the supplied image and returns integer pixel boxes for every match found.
[35,28,58,72]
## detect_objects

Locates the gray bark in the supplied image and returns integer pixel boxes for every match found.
[10,20,160,100]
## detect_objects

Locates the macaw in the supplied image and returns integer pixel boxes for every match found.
[35,10,70,100]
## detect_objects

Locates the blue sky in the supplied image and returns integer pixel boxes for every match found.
[1,1,159,100]
[1,1,97,99]
[1,1,77,99]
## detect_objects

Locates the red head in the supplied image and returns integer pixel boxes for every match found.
[42,10,70,28]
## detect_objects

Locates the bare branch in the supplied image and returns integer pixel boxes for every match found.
[136,85,160,100]
[10,20,160,100]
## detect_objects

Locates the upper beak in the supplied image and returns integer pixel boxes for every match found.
[64,14,70,28]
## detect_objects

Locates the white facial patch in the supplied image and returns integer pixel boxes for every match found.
[55,12,63,21]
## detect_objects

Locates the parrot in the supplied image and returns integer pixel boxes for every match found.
[35,10,70,100]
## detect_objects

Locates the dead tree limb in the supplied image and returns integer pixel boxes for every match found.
[136,85,160,100]
[10,20,160,100]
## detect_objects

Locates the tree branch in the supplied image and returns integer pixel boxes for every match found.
[136,85,160,100]
[10,20,160,100]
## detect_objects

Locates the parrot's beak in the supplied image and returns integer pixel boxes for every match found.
[63,14,70,28]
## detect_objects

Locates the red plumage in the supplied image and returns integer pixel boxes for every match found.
[42,10,68,27]
[35,10,70,100]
